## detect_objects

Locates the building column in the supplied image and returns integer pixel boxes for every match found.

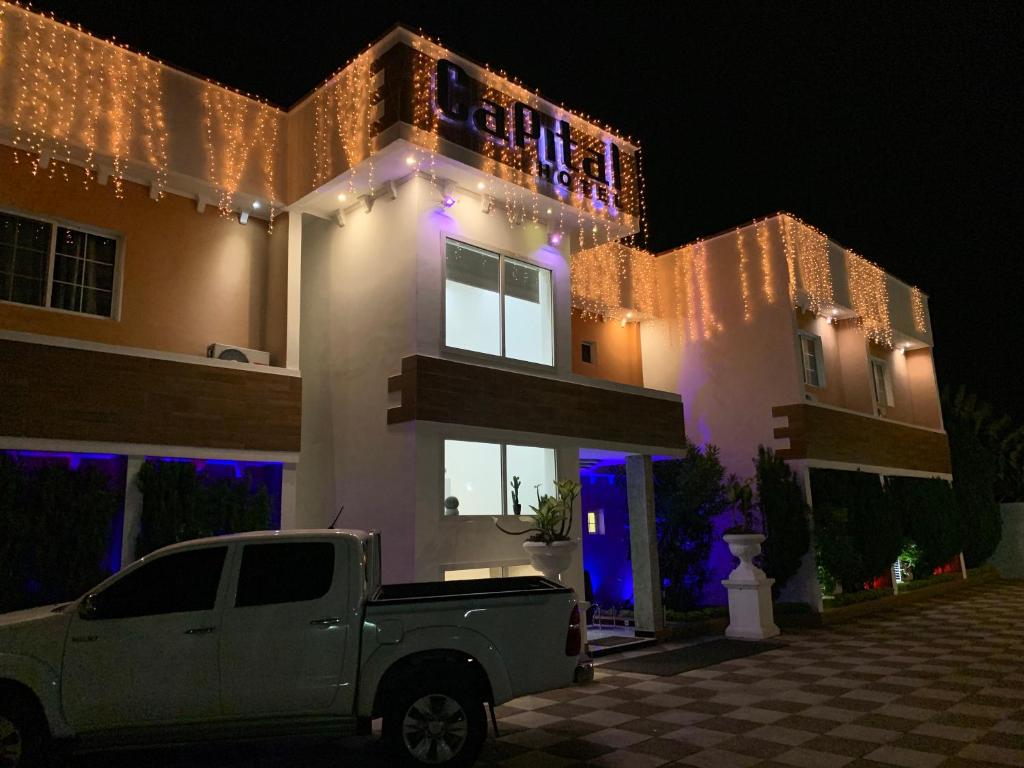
[286,211,302,371]
[280,462,298,530]
[626,454,664,636]
[121,456,144,568]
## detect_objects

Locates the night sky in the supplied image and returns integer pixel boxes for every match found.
[32,1,1024,421]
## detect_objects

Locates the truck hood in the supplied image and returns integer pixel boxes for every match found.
[0,603,72,664]
[0,603,69,629]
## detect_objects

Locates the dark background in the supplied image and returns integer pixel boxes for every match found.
[32,1,1024,420]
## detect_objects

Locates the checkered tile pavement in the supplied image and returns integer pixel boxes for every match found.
[483,581,1024,768]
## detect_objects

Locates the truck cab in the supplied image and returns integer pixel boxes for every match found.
[0,530,583,768]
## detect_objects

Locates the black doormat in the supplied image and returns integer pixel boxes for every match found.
[600,638,781,676]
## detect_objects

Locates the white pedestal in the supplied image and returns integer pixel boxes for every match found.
[722,578,780,640]
[722,533,780,641]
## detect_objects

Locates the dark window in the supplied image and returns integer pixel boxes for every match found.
[0,211,117,317]
[0,212,51,308]
[236,542,335,607]
[581,341,596,364]
[93,547,227,619]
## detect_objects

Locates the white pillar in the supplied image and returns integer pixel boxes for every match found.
[286,211,303,371]
[626,454,664,637]
[121,456,145,568]
[280,462,298,530]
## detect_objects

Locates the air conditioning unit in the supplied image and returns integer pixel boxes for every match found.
[206,343,270,366]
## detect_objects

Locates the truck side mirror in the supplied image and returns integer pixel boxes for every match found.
[78,593,100,621]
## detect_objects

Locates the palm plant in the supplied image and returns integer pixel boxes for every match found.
[495,479,580,543]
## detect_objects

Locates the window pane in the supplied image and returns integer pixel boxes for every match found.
[86,233,117,265]
[444,439,501,516]
[445,240,500,356]
[236,542,335,607]
[50,281,82,312]
[52,254,82,285]
[80,287,112,317]
[56,227,85,258]
[94,547,227,619]
[0,214,50,307]
[504,258,553,365]
[506,445,558,513]
[506,564,542,577]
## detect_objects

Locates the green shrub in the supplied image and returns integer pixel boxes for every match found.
[755,446,810,594]
[665,606,729,623]
[888,476,961,576]
[945,414,1002,566]
[811,469,902,592]
[654,443,727,611]
[136,460,271,556]
[0,455,119,613]
[897,570,961,593]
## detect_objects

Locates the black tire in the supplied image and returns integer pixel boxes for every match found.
[0,689,48,768]
[383,673,487,768]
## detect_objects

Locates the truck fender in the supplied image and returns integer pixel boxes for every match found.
[0,653,73,738]
[357,626,513,717]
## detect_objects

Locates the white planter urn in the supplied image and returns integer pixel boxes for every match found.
[523,539,578,582]
[721,533,780,641]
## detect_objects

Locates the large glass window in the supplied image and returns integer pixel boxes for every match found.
[0,211,118,318]
[799,332,824,388]
[236,542,335,607]
[443,439,557,517]
[90,547,227,620]
[445,239,553,366]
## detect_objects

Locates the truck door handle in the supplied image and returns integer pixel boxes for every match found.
[185,626,216,635]
[310,617,344,627]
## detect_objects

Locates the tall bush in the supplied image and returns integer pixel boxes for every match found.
[0,455,119,613]
[944,410,1002,566]
[810,468,902,592]
[136,460,271,556]
[887,476,960,575]
[654,443,727,610]
[754,446,810,594]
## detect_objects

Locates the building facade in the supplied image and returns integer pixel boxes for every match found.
[0,6,950,618]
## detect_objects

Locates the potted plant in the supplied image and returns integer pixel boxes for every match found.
[723,476,765,580]
[495,479,580,581]
[510,475,522,515]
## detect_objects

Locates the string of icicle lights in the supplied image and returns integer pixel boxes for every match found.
[0,2,282,228]
[570,213,928,350]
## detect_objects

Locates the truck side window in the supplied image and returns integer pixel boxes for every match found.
[92,547,228,619]
[235,542,335,607]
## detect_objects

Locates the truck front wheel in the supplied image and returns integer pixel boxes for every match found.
[384,676,487,767]
[0,688,48,768]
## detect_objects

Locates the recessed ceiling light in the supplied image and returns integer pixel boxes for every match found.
[337,193,347,202]
[477,181,485,190]
[405,155,416,166]
[252,201,261,209]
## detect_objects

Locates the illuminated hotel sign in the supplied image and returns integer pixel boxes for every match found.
[435,59,624,208]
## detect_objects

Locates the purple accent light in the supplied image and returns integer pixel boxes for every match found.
[442,194,457,209]
[548,231,562,246]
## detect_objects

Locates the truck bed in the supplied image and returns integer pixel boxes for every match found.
[371,576,570,605]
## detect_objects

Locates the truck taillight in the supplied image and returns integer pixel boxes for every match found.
[565,604,581,656]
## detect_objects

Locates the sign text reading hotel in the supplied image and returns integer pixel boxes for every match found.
[435,59,625,209]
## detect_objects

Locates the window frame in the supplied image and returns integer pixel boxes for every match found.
[797,330,826,389]
[0,205,124,321]
[441,235,556,370]
[441,437,558,519]
[870,356,895,413]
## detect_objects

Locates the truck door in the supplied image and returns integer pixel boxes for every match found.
[219,539,355,716]
[61,546,228,731]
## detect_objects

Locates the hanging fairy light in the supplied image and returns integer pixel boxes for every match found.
[4,2,169,198]
[911,287,927,334]
[846,251,893,347]
[755,217,775,304]
[736,227,752,322]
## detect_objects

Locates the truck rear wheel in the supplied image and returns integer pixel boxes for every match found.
[384,676,486,767]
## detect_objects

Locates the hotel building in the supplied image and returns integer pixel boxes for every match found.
[0,5,950,622]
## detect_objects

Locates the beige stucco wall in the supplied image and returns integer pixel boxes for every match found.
[0,145,284,361]
[571,310,644,388]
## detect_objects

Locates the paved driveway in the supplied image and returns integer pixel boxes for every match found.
[71,581,1024,767]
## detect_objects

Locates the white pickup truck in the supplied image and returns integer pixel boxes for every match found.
[0,529,585,768]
